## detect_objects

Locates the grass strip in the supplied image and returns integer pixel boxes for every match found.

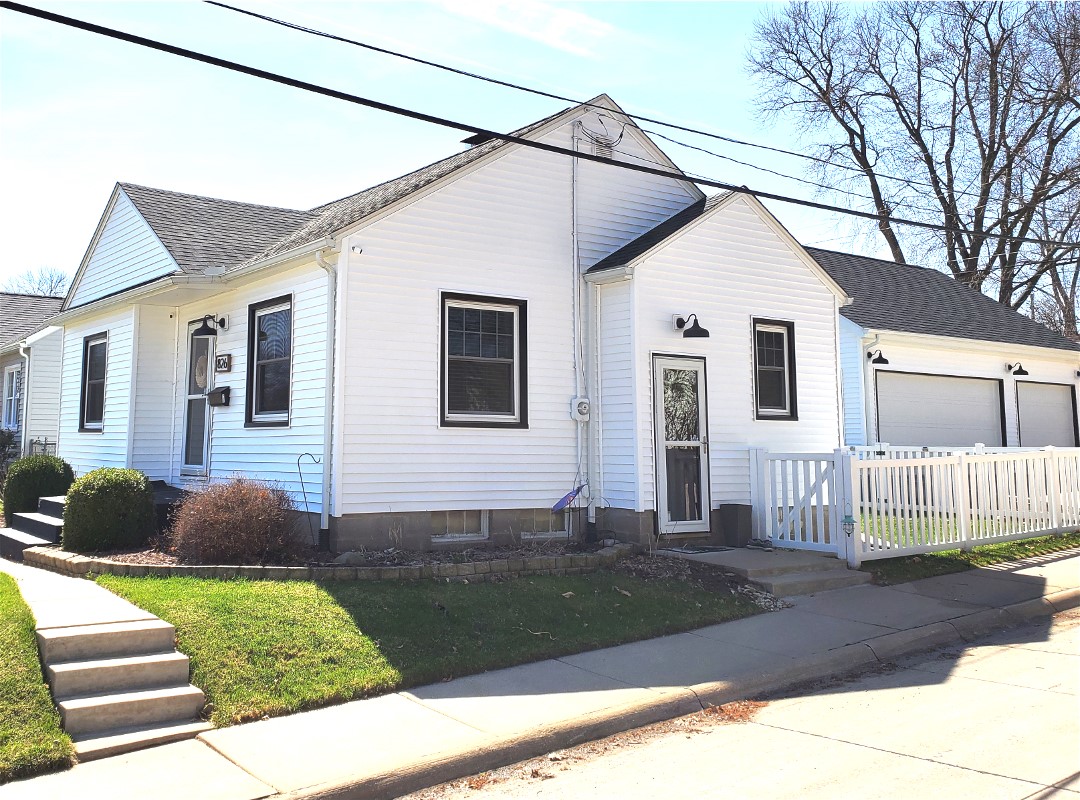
[861,531,1080,585]
[98,571,758,727]
[0,573,74,784]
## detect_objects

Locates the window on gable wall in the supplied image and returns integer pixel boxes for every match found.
[79,334,107,431]
[246,296,292,426]
[2,365,21,430]
[441,293,527,427]
[752,319,798,420]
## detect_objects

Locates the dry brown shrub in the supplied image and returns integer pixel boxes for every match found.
[170,478,304,565]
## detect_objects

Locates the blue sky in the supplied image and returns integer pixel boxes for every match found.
[0,1,871,289]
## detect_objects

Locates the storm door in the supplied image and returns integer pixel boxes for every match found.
[181,323,214,475]
[654,356,710,533]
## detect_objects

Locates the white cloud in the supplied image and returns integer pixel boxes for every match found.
[439,0,616,58]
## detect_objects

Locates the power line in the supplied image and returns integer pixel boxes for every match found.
[1,0,1076,250]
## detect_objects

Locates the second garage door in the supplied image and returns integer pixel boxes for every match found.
[876,372,1004,447]
[1017,382,1078,447]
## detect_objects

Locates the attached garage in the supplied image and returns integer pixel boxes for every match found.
[876,372,1004,447]
[1017,382,1079,447]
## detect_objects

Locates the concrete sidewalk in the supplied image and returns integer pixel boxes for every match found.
[4,549,1079,800]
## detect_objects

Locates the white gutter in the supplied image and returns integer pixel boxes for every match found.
[314,247,339,534]
[862,333,882,445]
[583,265,634,285]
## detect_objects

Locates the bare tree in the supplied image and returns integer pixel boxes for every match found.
[749,1,1080,335]
[2,267,70,297]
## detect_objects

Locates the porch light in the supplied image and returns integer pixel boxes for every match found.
[867,349,889,364]
[675,314,710,338]
[1007,363,1029,376]
[842,514,855,536]
[193,314,226,339]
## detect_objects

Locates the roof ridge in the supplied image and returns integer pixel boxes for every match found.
[0,291,65,300]
[119,182,311,216]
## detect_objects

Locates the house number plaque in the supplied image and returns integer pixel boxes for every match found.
[215,354,232,373]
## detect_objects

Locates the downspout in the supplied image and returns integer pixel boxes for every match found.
[314,248,338,536]
[18,342,31,456]
[863,333,882,445]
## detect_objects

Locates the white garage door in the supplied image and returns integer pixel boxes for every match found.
[876,372,1003,446]
[1017,382,1078,447]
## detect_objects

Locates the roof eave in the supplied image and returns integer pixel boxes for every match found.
[867,328,1080,361]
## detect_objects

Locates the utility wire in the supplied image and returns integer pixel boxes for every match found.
[2,0,1077,250]
[203,0,1045,209]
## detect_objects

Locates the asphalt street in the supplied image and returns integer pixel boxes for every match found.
[404,609,1080,800]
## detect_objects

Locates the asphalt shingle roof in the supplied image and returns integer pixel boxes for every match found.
[807,247,1080,352]
[0,293,63,349]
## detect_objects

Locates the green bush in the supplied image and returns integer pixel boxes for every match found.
[62,468,155,553]
[2,455,74,526]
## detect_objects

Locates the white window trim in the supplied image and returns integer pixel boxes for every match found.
[2,365,21,430]
[443,298,521,424]
[251,300,292,424]
[81,334,107,432]
[754,322,792,417]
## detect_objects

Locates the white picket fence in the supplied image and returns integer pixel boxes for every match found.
[750,446,1080,566]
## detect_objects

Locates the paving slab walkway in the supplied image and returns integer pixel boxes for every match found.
[3,548,1079,800]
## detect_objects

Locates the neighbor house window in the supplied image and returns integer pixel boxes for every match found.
[441,293,527,427]
[79,333,107,431]
[2,365,21,431]
[246,296,292,426]
[753,319,797,420]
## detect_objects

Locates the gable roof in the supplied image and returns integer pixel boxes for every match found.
[807,247,1080,352]
[0,293,64,349]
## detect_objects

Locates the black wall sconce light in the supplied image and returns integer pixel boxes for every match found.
[193,314,227,339]
[1007,363,1029,376]
[674,314,710,338]
[867,349,889,364]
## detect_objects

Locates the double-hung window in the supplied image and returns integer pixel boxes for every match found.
[80,333,107,431]
[441,293,527,427]
[2,365,21,431]
[752,319,797,420]
[246,296,292,426]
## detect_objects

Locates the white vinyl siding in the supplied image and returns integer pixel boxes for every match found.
[838,316,867,446]
[68,191,177,308]
[876,372,1003,446]
[628,196,843,510]
[130,306,178,480]
[23,328,63,448]
[596,280,637,507]
[1017,382,1078,447]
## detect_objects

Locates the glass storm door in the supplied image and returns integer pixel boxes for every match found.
[182,324,213,474]
[654,357,710,533]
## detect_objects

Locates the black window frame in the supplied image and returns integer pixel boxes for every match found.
[752,318,798,421]
[245,294,293,428]
[440,292,528,429]
[79,332,108,432]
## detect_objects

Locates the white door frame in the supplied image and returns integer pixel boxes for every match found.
[653,355,711,534]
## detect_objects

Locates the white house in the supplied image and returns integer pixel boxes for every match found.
[43,95,855,550]
[0,293,64,457]
[808,248,1080,449]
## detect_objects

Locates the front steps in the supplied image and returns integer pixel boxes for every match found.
[1,495,65,561]
[37,618,211,761]
[733,551,871,598]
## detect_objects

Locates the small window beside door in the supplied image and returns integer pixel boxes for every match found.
[752,319,797,421]
[2,365,21,431]
[79,333,107,432]
[246,296,292,427]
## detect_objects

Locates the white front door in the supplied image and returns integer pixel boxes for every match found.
[654,356,710,534]
[182,324,213,475]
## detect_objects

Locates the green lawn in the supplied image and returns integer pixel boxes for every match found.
[98,571,758,727]
[0,573,75,784]
[861,531,1080,585]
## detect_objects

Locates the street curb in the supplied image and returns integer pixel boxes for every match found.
[948,608,1016,642]
[862,621,962,661]
[1003,597,1059,621]
[1046,587,1080,612]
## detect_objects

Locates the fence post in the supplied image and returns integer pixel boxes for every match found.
[838,450,861,568]
[955,453,972,551]
[1046,447,1061,532]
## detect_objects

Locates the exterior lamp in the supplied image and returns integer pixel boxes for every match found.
[193,314,226,339]
[867,349,889,364]
[842,514,855,537]
[675,314,710,338]
[1007,363,1029,376]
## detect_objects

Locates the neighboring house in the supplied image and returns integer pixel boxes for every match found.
[45,94,851,549]
[809,248,1080,448]
[0,293,64,457]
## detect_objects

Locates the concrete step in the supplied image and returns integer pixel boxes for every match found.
[724,551,846,579]
[0,528,53,561]
[48,651,190,699]
[37,619,176,663]
[755,568,873,598]
[10,511,63,542]
[38,495,67,518]
[59,684,205,736]
[73,719,213,762]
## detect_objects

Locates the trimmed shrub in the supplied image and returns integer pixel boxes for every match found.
[62,468,155,553]
[2,455,74,526]
[171,478,302,565]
